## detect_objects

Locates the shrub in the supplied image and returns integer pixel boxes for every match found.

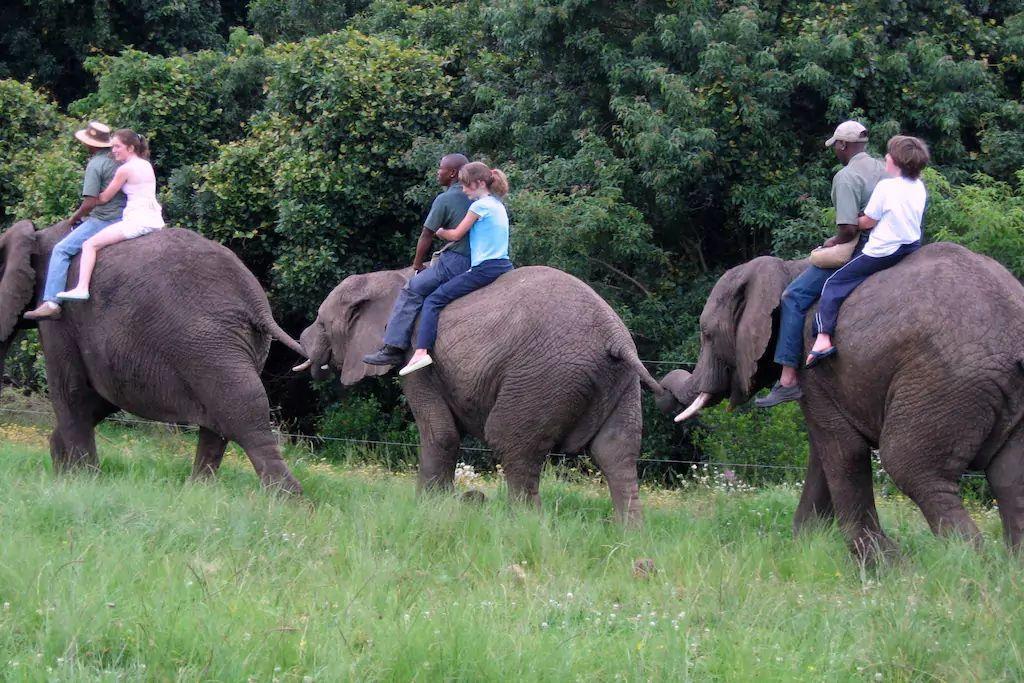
[317,393,419,469]
[0,79,67,222]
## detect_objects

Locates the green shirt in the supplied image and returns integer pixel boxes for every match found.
[424,182,473,257]
[831,152,887,226]
[82,150,126,222]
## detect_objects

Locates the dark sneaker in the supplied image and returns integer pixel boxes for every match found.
[362,345,406,366]
[754,381,803,408]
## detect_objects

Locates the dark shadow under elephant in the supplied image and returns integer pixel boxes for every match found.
[295,265,663,525]
[0,220,305,492]
[657,243,1024,561]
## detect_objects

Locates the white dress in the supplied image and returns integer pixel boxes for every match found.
[110,156,164,239]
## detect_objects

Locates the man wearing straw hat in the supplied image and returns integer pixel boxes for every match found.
[25,121,127,320]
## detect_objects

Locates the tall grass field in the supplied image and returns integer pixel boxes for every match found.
[0,418,1021,681]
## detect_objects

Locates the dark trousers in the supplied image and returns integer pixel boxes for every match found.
[815,241,920,336]
[416,258,514,350]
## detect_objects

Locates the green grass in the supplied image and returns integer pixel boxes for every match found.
[0,421,1022,681]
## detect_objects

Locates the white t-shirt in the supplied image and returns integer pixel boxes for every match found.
[861,176,926,257]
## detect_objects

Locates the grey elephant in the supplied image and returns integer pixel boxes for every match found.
[294,265,662,524]
[0,220,305,493]
[658,243,1024,560]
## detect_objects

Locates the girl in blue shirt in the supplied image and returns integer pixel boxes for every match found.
[399,161,514,375]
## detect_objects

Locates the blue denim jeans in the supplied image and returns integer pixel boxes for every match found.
[416,258,514,350]
[41,216,116,303]
[382,250,472,349]
[773,265,833,368]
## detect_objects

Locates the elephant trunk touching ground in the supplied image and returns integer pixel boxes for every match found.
[656,244,1024,562]
[297,265,662,525]
[0,219,306,493]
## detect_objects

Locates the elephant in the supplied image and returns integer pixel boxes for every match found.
[294,265,663,524]
[658,243,1024,561]
[0,219,305,493]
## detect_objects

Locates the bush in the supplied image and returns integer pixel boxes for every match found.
[0,79,68,222]
[172,29,453,321]
[926,168,1024,278]
[691,401,809,486]
[317,393,419,469]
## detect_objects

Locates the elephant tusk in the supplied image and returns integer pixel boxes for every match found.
[292,359,312,372]
[674,392,711,423]
[321,364,329,370]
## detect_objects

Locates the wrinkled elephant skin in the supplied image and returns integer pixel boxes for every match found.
[0,220,304,493]
[657,245,1024,562]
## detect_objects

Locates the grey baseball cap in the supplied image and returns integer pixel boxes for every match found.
[825,120,868,147]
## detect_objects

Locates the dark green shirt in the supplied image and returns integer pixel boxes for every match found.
[83,150,126,222]
[832,152,887,226]
[424,182,473,257]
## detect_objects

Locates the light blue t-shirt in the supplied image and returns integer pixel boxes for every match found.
[467,195,510,266]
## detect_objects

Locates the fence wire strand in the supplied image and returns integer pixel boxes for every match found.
[0,404,990,479]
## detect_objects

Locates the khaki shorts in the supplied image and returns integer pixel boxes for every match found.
[116,222,163,240]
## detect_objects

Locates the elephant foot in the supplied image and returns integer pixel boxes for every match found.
[852,531,901,568]
[461,489,487,505]
[262,472,304,496]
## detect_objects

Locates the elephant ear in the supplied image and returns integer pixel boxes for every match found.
[0,220,37,341]
[731,256,790,403]
[327,269,411,386]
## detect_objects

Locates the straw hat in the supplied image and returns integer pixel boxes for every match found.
[74,121,113,148]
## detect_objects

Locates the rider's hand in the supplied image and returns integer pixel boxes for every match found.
[822,236,840,248]
[413,261,426,273]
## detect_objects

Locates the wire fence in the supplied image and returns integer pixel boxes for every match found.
[0,404,990,480]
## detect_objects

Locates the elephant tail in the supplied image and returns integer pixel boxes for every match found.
[609,342,663,396]
[264,319,306,358]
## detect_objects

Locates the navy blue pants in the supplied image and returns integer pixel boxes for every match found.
[815,242,920,336]
[416,258,514,350]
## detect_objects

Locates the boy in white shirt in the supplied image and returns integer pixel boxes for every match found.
[806,135,930,367]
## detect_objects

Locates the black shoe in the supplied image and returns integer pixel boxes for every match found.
[362,345,406,366]
[754,381,803,408]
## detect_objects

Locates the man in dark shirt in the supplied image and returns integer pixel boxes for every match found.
[363,153,473,366]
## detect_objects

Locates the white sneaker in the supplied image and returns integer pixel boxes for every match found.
[56,289,89,301]
[398,354,433,376]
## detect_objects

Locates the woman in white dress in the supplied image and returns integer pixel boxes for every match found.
[58,129,165,302]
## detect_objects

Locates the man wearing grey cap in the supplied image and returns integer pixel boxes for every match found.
[755,120,887,407]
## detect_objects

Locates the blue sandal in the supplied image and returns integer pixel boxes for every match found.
[805,347,837,368]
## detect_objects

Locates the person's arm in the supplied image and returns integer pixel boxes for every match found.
[66,196,101,225]
[97,165,129,204]
[826,174,861,247]
[437,211,480,242]
[411,228,435,272]
[858,182,885,232]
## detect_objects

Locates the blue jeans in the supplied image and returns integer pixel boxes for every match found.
[773,265,834,368]
[382,250,472,349]
[416,258,514,350]
[42,216,116,303]
[815,242,920,336]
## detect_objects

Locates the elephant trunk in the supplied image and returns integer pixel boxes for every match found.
[298,322,333,381]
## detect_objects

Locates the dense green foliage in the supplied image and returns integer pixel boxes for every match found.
[0,424,1022,679]
[2,0,1023,474]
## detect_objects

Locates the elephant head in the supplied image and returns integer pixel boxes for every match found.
[659,256,799,422]
[296,268,411,385]
[0,220,39,347]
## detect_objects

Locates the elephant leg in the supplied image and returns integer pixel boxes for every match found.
[483,395,556,511]
[804,407,896,563]
[409,402,460,493]
[986,430,1024,551]
[881,426,981,547]
[589,384,643,527]
[501,453,547,510]
[50,392,117,474]
[792,436,835,535]
[191,427,229,480]
[233,431,302,494]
